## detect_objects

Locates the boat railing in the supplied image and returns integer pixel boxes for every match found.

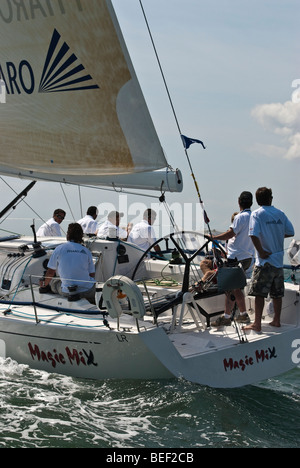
[0,273,107,323]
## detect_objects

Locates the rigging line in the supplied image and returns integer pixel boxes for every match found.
[60,182,76,222]
[0,176,47,227]
[162,200,178,232]
[138,0,196,175]
[161,200,202,278]
[78,186,83,219]
[0,227,20,236]
[138,1,211,233]
[0,200,23,226]
[111,183,161,199]
[139,0,182,137]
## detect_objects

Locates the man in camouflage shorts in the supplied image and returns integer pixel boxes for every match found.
[244,187,294,332]
[248,263,284,299]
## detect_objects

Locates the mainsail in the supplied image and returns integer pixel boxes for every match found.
[0,0,182,192]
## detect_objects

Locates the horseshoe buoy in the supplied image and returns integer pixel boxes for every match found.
[102,275,146,320]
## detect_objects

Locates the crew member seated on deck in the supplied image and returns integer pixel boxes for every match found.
[194,243,223,291]
[40,223,96,303]
[97,211,128,240]
[127,208,162,255]
[77,206,98,235]
[36,208,66,237]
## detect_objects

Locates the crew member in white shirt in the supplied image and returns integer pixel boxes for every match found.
[97,211,127,239]
[127,209,161,254]
[77,206,98,235]
[40,223,95,302]
[36,209,66,237]
[209,191,255,326]
[244,187,294,332]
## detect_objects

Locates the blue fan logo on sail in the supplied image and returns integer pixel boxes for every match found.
[39,29,99,93]
[0,29,99,95]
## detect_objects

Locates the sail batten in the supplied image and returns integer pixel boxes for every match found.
[0,0,181,192]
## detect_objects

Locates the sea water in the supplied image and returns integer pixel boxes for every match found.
[0,357,298,448]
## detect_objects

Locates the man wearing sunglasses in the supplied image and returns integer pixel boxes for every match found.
[36,209,66,237]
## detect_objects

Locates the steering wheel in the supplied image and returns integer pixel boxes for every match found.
[131,231,213,292]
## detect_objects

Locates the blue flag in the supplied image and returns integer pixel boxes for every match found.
[181,135,206,150]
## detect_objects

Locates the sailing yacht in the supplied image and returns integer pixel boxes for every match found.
[0,0,298,388]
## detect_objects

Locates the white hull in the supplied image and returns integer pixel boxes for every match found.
[0,290,298,388]
[0,235,298,388]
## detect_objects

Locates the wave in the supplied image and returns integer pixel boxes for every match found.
[0,357,298,448]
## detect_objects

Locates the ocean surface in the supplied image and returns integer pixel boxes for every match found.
[0,358,299,449]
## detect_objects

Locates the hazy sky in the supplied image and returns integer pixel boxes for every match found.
[1,0,299,245]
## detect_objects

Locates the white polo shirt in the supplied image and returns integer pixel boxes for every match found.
[97,220,127,239]
[127,219,156,251]
[227,209,255,261]
[77,215,97,234]
[249,205,294,267]
[48,241,95,293]
[36,218,62,237]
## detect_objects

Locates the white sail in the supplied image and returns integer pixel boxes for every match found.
[0,0,182,192]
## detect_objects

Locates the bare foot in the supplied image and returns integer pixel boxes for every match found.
[269,321,281,327]
[243,323,261,333]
